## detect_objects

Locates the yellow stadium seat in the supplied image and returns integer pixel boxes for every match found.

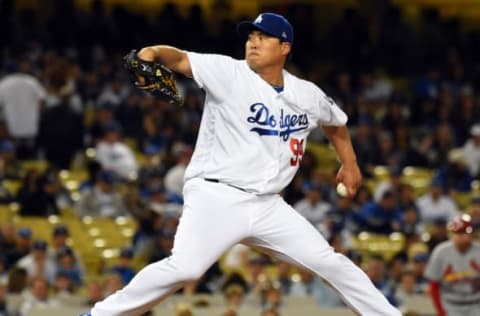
[20,160,49,173]
[353,232,406,262]
[451,191,472,209]
[3,179,22,195]
[373,165,390,181]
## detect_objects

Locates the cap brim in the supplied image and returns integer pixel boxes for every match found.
[237,21,275,41]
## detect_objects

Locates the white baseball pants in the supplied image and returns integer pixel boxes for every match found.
[91,178,401,315]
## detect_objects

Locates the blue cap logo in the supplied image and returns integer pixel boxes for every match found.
[237,12,294,45]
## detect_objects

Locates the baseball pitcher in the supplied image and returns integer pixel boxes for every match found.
[82,12,401,316]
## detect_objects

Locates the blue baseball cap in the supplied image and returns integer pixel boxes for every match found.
[32,240,48,251]
[120,248,134,258]
[237,13,294,45]
[53,225,69,236]
[17,228,32,239]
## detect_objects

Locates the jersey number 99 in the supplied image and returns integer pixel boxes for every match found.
[290,138,304,166]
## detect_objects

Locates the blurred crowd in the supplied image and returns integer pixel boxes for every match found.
[1,0,480,315]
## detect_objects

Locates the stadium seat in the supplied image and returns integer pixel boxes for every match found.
[373,165,390,181]
[451,191,472,209]
[353,232,406,261]
[20,160,49,173]
[401,294,436,315]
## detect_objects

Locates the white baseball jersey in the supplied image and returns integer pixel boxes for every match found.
[185,52,347,195]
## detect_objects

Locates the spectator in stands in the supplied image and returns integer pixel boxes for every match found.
[19,277,60,316]
[53,270,75,299]
[17,240,56,284]
[178,88,203,141]
[468,197,480,231]
[436,148,473,193]
[261,285,282,311]
[79,160,102,192]
[49,225,82,270]
[289,268,344,307]
[41,166,71,209]
[84,280,104,307]
[6,267,28,294]
[433,123,455,168]
[426,218,448,251]
[365,255,395,304]
[346,249,363,267]
[352,184,373,212]
[393,268,419,307]
[110,248,136,285]
[16,169,59,216]
[404,130,436,167]
[0,126,21,178]
[463,123,480,178]
[359,187,402,234]
[410,252,429,293]
[0,283,6,316]
[0,256,6,285]
[0,222,16,259]
[375,166,403,201]
[5,228,32,269]
[103,272,124,296]
[164,143,192,201]
[0,58,46,159]
[56,246,83,287]
[146,184,182,218]
[143,109,174,154]
[323,194,361,239]
[401,206,424,239]
[386,253,408,290]
[76,170,128,218]
[293,181,332,232]
[244,254,271,296]
[115,89,145,146]
[351,116,377,177]
[148,228,175,263]
[130,206,164,256]
[37,83,84,169]
[95,121,138,180]
[274,262,292,295]
[97,75,129,108]
[87,102,116,146]
[138,145,165,187]
[0,160,14,204]
[223,284,246,310]
[415,178,459,225]
[359,69,393,103]
[77,70,102,105]
[397,183,417,212]
[372,131,402,169]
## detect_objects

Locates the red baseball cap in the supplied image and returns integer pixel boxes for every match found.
[448,214,474,234]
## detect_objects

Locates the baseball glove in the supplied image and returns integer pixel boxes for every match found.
[123,49,183,105]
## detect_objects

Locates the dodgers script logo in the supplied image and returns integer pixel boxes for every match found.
[247,103,309,141]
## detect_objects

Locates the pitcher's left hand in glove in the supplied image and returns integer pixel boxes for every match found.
[123,49,183,106]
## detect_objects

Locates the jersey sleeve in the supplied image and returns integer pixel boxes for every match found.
[315,87,348,126]
[186,52,236,93]
[424,246,443,281]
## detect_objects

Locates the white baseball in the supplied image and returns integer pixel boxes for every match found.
[336,182,348,197]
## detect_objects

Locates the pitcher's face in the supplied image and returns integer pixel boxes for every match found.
[245,30,290,71]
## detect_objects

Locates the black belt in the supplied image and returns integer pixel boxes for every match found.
[204,178,247,192]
